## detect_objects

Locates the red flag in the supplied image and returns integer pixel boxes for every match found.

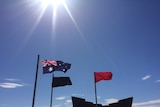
[94,72,112,82]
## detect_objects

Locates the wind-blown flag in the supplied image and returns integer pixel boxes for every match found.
[41,60,71,74]
[94,72,112,82]
[52,77,72,87]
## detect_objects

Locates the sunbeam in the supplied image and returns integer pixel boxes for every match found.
[38,0,64,6]
[20,0,87,47]
[62,2,87,43]
[23,3,47,46]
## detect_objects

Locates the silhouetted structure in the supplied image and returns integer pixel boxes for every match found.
[119,97,133,107]
[72,97,102,107]
[72,96,133,107]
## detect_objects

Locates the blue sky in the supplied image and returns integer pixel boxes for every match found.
[0,0,160,107]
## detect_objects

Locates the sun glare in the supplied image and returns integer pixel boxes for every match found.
[22,0,85,49]
[38,0,64,6]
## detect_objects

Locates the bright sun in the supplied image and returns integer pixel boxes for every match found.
[38,0,64,6]
[24,0,84,46]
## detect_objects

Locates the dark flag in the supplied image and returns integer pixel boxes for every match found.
[94,72,112,83]
[41,60,71,74]
[52,77,72,87]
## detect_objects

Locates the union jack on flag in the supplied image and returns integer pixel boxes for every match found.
[41,60,71,74]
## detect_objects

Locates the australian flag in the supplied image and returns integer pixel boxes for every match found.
[42,60,71,74]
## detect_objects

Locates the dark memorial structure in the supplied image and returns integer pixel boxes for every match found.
[72,96,133,107]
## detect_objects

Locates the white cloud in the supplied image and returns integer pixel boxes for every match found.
[65,99,72,103]
[55,96,72,107]
[155,80,160,83]
[0,78,29,88]
[0,82,24,88]
[142,75,151,80]
[133,99,160,107]
[5,78,20,82]
[105,98,118,104]
[56,96,67,100]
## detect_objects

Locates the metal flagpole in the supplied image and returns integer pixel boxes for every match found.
[50,73,54,107]
[94,72,98,107]
[32,55,40,107]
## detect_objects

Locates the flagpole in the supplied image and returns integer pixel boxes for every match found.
[50,73,54,107]
[94,72,98,107]
[32,54,40,107]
